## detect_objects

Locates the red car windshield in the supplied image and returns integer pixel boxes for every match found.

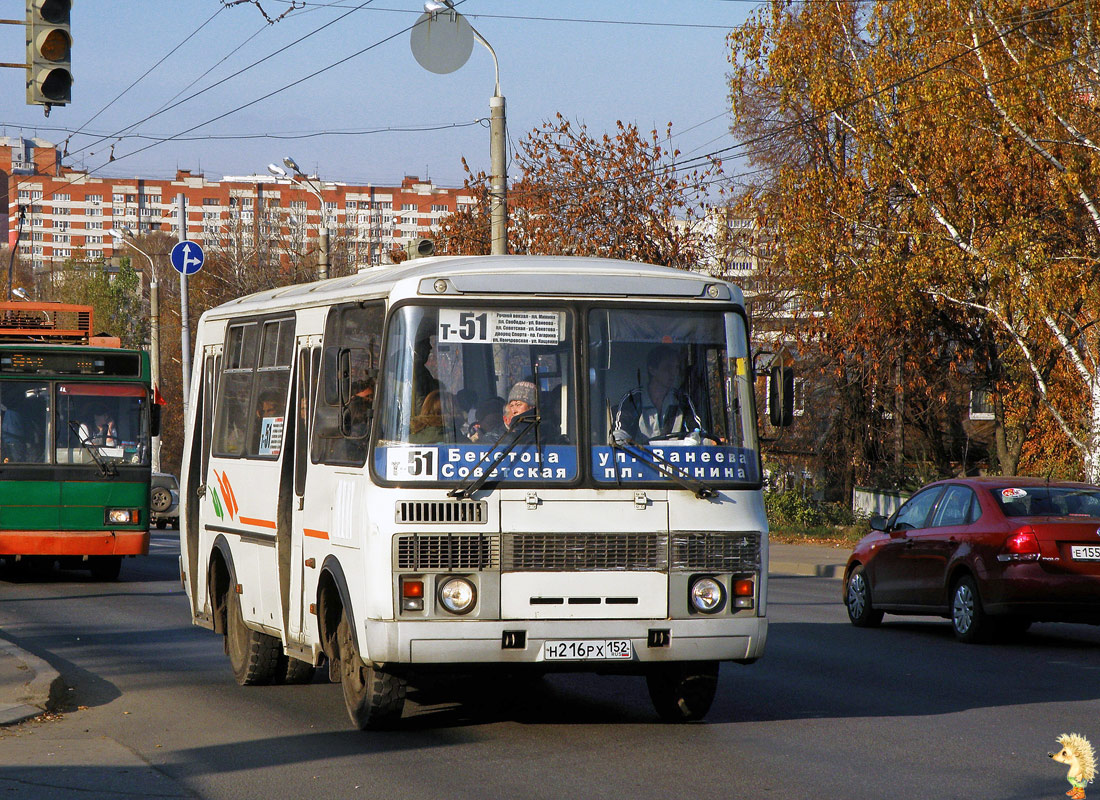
[991,486,1100,518]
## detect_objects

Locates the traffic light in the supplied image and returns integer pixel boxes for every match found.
[25,0,72,107]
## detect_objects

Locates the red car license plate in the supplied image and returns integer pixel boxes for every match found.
[1070,545,1100,561]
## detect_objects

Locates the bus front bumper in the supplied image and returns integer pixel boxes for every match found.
[0,529,150,557]
[362,616,767,666]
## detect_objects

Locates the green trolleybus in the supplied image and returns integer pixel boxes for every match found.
[0,302,158,580]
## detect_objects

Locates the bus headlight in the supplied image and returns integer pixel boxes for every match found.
[689,577,725,614]
[438,577,477,615]
[106,508,138,525]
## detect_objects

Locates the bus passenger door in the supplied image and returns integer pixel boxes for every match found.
[188,344,221,621]
[290,338,322,644]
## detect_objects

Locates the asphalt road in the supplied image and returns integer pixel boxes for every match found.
[2,533,1099,800]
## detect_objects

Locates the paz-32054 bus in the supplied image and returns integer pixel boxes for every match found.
[179,256,789,728]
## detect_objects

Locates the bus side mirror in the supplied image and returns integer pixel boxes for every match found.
[151,404,162,438]
[768,366,794,427]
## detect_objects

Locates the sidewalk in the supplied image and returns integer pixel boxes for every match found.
[0,634,65,726]
[0,543,846,728]
[768,542,849,579]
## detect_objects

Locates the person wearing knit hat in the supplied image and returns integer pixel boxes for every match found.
[503,380,537,429]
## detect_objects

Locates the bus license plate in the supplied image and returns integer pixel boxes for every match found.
[1071,545,1100,561]
[542,639,633,661]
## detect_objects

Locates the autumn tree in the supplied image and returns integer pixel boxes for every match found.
[728,0,1100,482]
[439,115,723,268]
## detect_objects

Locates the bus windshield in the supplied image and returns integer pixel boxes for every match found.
[375,304,577,483]
[589,307,760,485]
[55,383,151,466]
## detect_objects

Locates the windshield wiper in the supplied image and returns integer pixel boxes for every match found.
[67,421,116,477]
[608,432,718,500]
[448,414,541,500]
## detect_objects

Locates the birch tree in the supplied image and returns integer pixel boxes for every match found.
[729,0,1100,480]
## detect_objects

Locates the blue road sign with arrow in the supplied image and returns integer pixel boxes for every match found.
[171,241,205,275]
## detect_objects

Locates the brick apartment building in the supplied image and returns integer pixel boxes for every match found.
[1,137,476,276]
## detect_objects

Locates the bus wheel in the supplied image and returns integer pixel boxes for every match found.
[89,556,122,581]
[337,611,405,729]
[225,589,280,685]
[646,661,719,723]
[275,654,316,685]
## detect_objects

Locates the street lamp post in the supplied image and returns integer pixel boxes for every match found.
[414,2,507,255]
[267,160,329,281]
[109,227,162,473]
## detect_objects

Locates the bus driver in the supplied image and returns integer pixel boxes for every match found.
[612,344,703,445]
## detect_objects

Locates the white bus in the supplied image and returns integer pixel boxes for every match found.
[179,256,789,728]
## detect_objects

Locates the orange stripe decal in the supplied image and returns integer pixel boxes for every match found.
[239,517,277,529]
[303,528,329,540]
[223,474,239,519]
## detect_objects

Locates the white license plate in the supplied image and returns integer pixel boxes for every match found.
[542,639,633,661]
[1071,545,1100,561]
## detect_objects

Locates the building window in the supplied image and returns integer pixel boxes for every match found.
[86,194,103,204]
[55,193,70,202]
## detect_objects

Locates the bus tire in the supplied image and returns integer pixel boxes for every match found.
[337,611,405,729]
[225,589,280,685]
[646,661,719,723]
[275,654,316,685]
[89,556,122,581]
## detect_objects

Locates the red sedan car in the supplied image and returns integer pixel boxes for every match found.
[844,477,1100,642]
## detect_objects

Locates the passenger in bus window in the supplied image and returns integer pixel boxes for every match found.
[613,345,703,444]
[455,388,478,431]
[467,396,504,443]
[503,381,537,431]
[252,389,283,455]
[409,390,446,444]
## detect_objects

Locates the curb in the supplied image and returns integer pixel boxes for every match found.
[0,636,66,726]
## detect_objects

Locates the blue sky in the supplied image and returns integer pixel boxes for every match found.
[1,1,753,187]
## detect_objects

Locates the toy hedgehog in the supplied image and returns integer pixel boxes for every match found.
[1050,733,1097,800]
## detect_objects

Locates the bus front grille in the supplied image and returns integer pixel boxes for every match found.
[502,533,668,572]
[670,531,761,572]
[395,500,488,524]
[396,534,499,570]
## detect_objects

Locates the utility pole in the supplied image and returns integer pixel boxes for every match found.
[489,94,507,256]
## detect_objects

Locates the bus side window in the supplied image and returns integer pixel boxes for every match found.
[294,346,318,496]
[200,353,219,479]
[247,318,293,458]
[312,303,384,465]
[213,322,259,457]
